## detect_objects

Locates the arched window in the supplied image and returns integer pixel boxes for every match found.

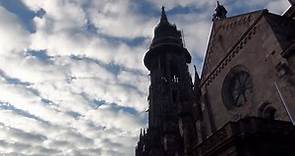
[262,106,277,120]
[258,103,277,120]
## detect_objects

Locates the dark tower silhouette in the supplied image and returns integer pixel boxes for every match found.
[136,7,197,156]
[137,1,295,156]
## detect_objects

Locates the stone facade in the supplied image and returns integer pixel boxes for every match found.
[136,1,295,156]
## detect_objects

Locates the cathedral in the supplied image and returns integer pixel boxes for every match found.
[136,0,295,156]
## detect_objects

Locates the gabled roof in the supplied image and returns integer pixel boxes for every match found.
[201,10,267,86]
[200,8,295,86]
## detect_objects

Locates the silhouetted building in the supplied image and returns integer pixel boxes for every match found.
[136,1,295,156]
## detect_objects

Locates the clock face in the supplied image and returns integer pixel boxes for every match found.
[222,69,253,108]
[228,71,252,107]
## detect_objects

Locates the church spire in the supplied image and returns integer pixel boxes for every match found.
[144,6,191,70]
[160,6,169,24]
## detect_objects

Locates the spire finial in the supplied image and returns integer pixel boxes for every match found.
[212,1,228,21]
[161,6,168,23]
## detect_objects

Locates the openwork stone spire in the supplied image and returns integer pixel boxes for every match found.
[144,7,191,70]
[160,6,168,24]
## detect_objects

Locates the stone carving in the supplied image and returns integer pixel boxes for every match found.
[212,1,228,21]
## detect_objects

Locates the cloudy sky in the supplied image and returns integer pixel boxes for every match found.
[0,0,291,155]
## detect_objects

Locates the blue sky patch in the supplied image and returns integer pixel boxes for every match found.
[0,0,36,32]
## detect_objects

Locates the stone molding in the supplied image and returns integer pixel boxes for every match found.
[201,24,258,87]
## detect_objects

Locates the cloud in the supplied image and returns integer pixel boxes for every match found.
[266,0,291,14]
[0,0,291,155]
[149,0,214,9]
[0,6,29,54]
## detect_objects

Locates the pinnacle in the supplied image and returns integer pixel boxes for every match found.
[160,6,169,24]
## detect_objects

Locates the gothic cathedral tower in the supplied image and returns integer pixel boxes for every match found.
[136,7,196,156]
[137,1,295,156]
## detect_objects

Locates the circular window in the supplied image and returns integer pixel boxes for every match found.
[222,67,253,108]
